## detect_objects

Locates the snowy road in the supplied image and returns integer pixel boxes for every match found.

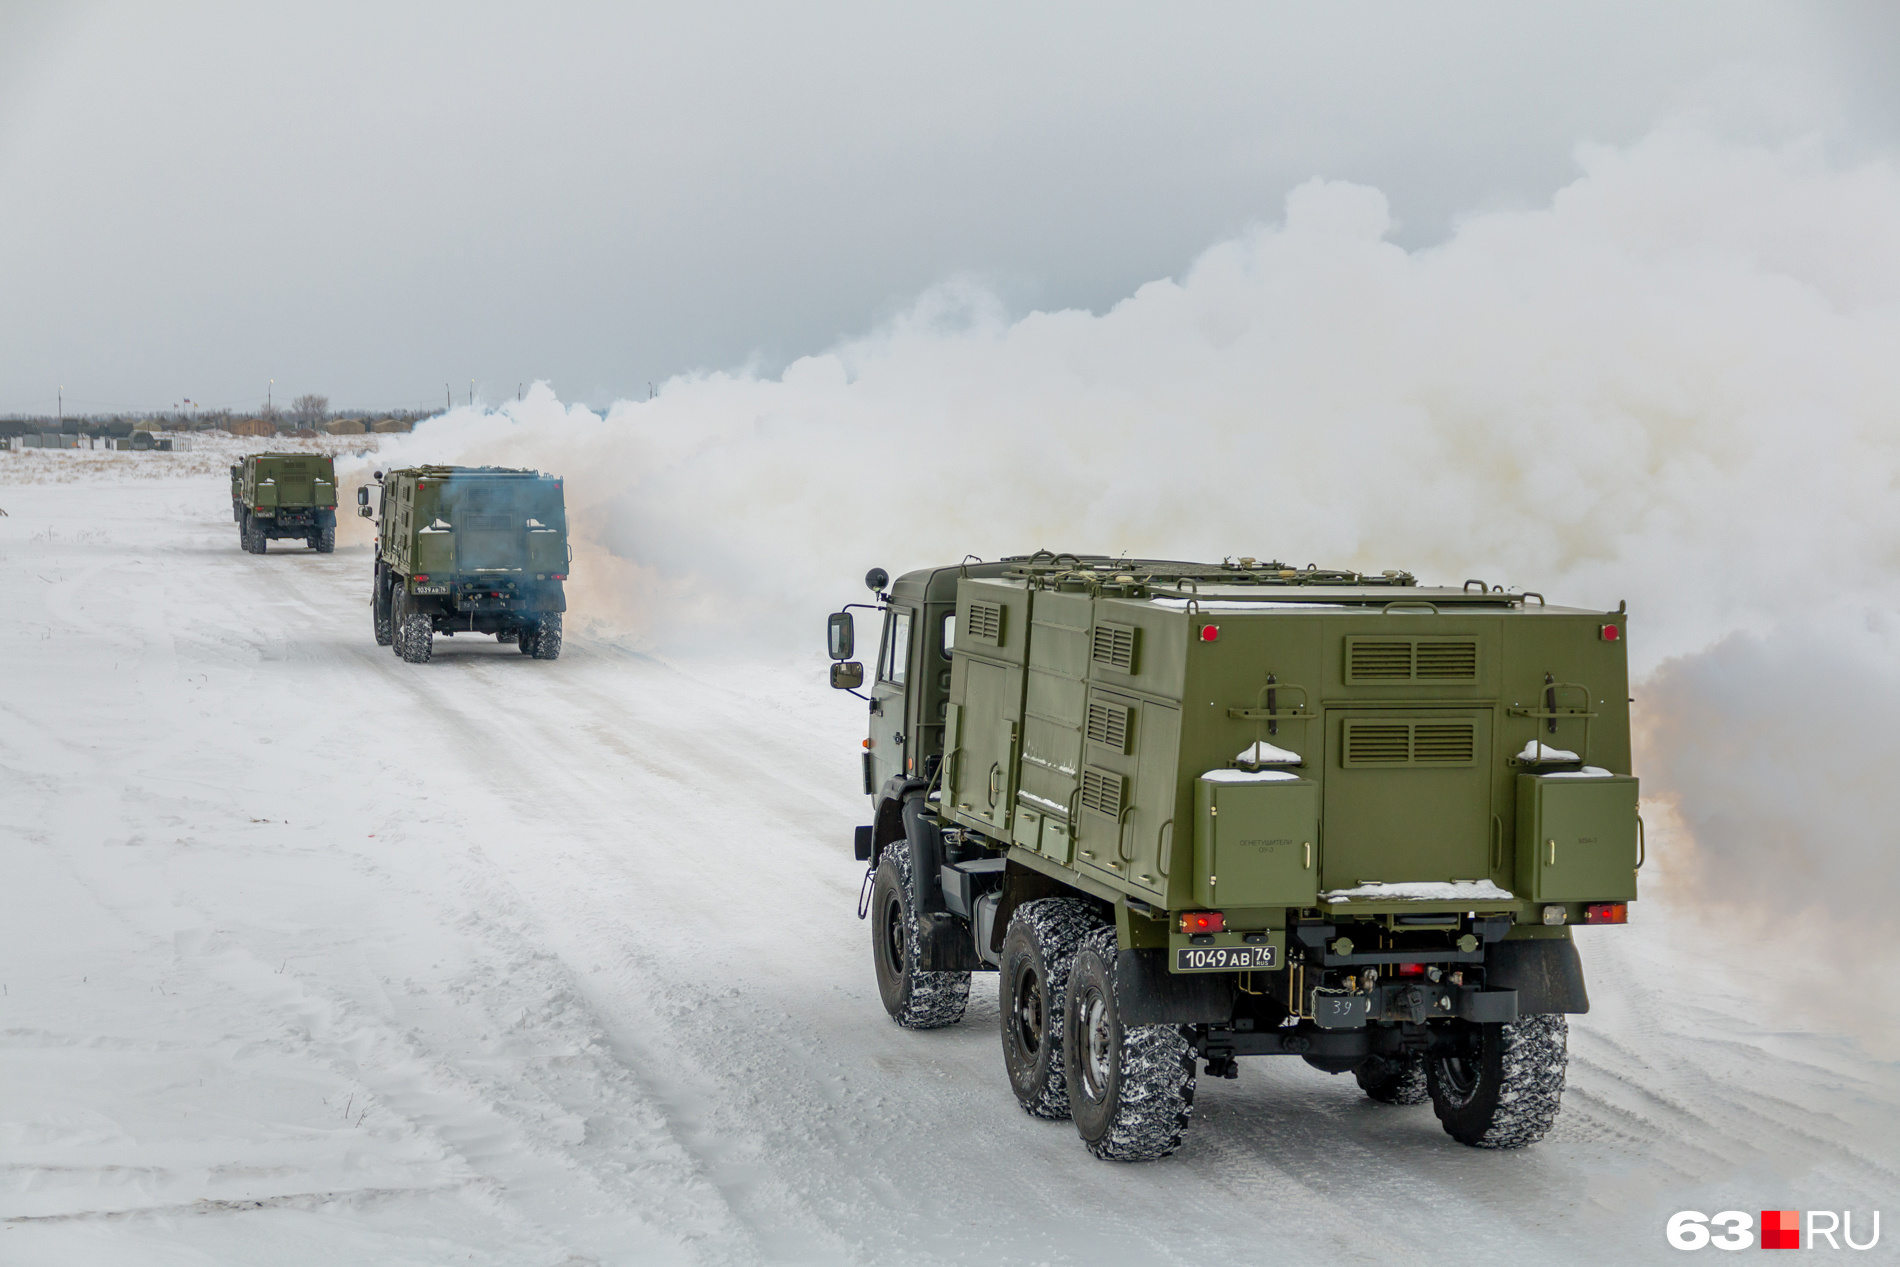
[1,476,1895,1265]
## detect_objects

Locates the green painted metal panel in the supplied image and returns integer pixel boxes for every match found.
[1193,776,1318,908]
[416,531,455,573]
[1516,773,1640,902]
[1321,709,1494,888]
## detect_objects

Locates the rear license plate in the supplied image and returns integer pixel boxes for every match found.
[1175,944,1276,972]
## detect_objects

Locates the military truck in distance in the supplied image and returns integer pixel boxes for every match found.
[362,465,569,664]
[828,554,1638,1160]
[230,453,338,553]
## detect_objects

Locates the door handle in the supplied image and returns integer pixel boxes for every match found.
[987,762,1001,808]
[1548,838,1557,866]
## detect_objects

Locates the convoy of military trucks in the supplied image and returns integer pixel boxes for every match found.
[829,553,1638,1160]
[207,440,1647,1163]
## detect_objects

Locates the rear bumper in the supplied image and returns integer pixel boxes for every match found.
[250,506,335,533]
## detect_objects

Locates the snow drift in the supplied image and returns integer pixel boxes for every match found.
[348,122,1900,1044]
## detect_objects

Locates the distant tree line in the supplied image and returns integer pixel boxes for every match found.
[0,398,438,440]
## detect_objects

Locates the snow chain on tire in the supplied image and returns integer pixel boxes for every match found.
[870,843,969,1030]
[529,612,562,660]
[1065,926,1195,1161]
[1355,1052,1430,1106]
[999,897,1104,1121]
[1427,1012,1567,1148]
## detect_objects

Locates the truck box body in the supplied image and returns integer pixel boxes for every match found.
[368,465,569,660]
[230,452,338,548]
[380,467,569,585]
[939,570,1636,943]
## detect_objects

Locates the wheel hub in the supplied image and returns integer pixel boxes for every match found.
[1011,969,1045,1056]
[1079,988,1112,1102]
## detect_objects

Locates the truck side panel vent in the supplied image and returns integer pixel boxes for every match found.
[1345,637,1480,682]
[1080,767,1125,818]
[1085,701,1132,753]
[1091,623,1139,673]
[1415,640,1479,680]
[1412,722,1476,763]
[966,601,1003,647]
[1344,720,1479,766]
[1347,640,1413,680]
[1345,723,1410,764]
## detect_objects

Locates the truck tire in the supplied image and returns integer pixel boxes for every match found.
[870,843,969,1029]
[313,526,335,553]
[395,594,433,664]
[373,574,394,647]
[242,515,262,553]
[529,613,562,660]
[1426,1013,1567,1148]
[1355,1052,1429,1105]
[999,897,1101,1120]
[1064,926,1195,1161]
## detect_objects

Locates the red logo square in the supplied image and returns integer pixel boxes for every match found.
[1761,1210,1800,1249]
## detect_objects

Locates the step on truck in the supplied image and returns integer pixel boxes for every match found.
[230,453,338,553]
[362,465,570,664]
[827,553,1639,1159]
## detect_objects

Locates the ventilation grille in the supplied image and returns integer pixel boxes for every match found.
[1345,723,1411,763]
[966,601,1003,646]
[1091,623,1139,673]
[1080,767,1125,817]
[1345,638,1479,683]
[462,514,512,531]
[1344,720,1478,766]
[1411,723,1476,762]
[1085,701,1132,753]
[1347,641,1413,680]
[1416,640,1478,680]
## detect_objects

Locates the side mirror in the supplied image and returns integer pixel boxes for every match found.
[357,485,370,506]
[865,567,889,593]
[830,661,864,690]
[827,611,854,660]
[229,465,240,478]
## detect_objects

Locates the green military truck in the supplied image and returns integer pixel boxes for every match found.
[827,553,1638,1160]
[230,453,338,553]
[361,465,569,664]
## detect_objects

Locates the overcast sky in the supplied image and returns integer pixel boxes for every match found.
[2,0,1896,415]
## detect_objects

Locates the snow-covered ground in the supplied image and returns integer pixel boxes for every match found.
[1,470,1894,1265]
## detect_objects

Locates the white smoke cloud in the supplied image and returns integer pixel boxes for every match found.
[349,122,1900,1041]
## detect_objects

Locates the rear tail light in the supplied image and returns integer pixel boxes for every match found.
[1200,624,1220,642]
[1393,962,1426,978]
[1583,902,1628,925]
[552,573,566,581]
[1600,624,1620,641]
[414,574,429,582]
[1179,911,1225,934]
